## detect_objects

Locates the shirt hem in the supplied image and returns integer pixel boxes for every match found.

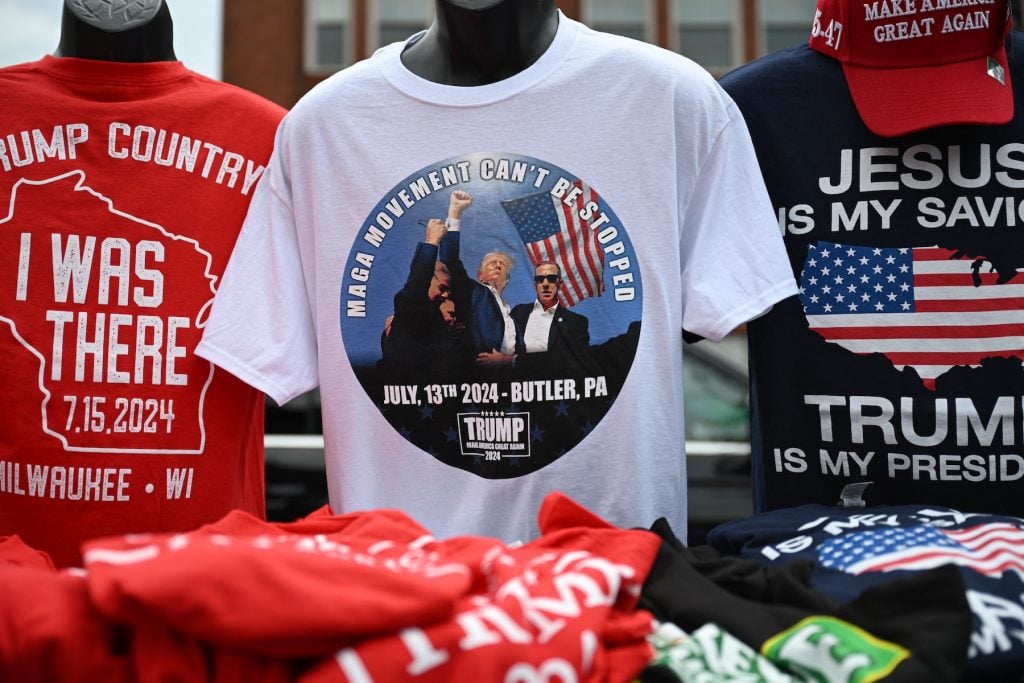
[195,340,310,407]
[700,279,799,342]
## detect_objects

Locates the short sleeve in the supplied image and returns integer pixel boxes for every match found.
[678,100,798,342]
[196,140,319,406]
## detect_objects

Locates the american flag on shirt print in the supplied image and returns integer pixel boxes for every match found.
[798,241,1024,389]
[818,523,1024,577]
[500,180,605,308]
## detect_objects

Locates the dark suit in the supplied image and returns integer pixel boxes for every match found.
[381,242,471,382]
[439,231,506,354]
[510,302,597,377]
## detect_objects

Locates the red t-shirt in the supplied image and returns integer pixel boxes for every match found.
[81,494,659,682]
[0,535,130,682]
[0,56,285,567]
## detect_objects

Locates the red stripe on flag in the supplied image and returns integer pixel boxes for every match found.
[912,248,961,261]
[915,298,1024,312]
[555,201,585,305]
[914,273,1007,286]
[573,188,602,298]
[868,549,1024,573]
[860,351,1015,365]
[580,188,604,297]
[527,243,544,267]
[949,524,1024,544]
[809,323,1024,339]
[562,201,595,299]
[851,524,1024,575]
[570,222,597,298]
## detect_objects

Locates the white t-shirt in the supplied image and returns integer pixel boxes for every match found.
[197,14,797,542]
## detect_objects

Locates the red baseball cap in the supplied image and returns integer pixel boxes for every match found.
[809,0,1014,137]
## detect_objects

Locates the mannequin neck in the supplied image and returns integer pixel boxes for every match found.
[402,0,558,86]
[54,1,177,63]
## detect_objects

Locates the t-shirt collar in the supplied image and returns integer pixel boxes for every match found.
[375,11,579,107]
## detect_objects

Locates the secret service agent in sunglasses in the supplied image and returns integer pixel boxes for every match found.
[533,274,560,284]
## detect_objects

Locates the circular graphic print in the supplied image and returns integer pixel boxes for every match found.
[339,153,642,478]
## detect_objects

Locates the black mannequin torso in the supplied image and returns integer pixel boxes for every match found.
[401,0,558,86]
[54,0,176,62]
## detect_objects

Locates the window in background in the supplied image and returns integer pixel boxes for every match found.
[682,342,749,443]
[373,0,433,50]
[581,0,653,42]
[306,0,350,74]
[674,0,737,74]
[761,0,816,53]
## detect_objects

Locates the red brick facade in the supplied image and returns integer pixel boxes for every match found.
[221,0,765,108]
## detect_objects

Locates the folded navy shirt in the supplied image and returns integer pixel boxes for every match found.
[707,504,1024,679]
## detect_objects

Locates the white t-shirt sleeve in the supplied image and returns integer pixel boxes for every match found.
[196,143,319,406]
[678,99,798,342]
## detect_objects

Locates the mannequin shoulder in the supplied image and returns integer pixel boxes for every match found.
[0,59,48,86]
[1009,30,1024,73]
[721,44,835,93]
[720,44,844,110]
[189,73,287,122]
[576,25,711,82]
[298,52,389,103]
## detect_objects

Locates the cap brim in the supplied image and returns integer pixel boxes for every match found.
[842,45,1014,137]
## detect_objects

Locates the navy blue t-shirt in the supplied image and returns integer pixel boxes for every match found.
[708,504,1024,678]
[721,36,1024,516]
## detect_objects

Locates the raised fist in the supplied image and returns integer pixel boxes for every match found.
[448,190,472,219]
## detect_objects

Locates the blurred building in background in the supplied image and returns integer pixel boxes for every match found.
[222,0,820,108]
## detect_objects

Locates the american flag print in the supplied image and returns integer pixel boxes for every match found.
[500,181,604,308]
[817,523,1024,577]
[799,241,1024,389]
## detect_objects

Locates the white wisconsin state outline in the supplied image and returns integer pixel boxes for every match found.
[0,170,217,454]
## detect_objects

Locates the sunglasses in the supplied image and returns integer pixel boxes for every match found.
[533,274,560,284]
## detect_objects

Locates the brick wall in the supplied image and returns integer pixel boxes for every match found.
[223,0,305,108]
